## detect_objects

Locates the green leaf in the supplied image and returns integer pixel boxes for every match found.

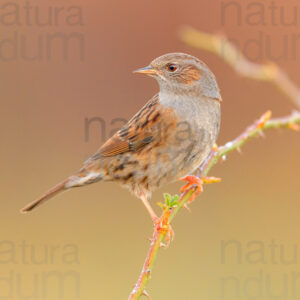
[163,193,179,209]
[164,193,171,207]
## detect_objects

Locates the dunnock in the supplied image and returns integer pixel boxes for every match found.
[21,53,222,222]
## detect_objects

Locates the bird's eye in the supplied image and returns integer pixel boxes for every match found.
[167,64,177,72]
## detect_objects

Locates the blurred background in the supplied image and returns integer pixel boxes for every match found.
[1,0,299,299]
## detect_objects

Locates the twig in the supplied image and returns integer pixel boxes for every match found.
[128,28,300,299]
[128,191,193,300]
[200,110,300,177]
[128,110,300,299]
[179,26,300,109]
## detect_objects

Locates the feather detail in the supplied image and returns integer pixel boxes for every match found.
[87,94,176,162]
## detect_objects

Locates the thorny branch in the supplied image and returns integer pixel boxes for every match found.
[128,29,300,300]
[128,110,300,300]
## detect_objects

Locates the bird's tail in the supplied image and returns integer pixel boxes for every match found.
[20,178,70,213]
[21,165,103,214]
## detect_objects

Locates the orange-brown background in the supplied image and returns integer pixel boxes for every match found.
[1,0,300,299]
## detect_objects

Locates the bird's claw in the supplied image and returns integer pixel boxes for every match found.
[179,175,221,203]
[179,175,203,203]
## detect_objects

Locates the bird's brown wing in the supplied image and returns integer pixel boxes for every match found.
[87,94,177,161]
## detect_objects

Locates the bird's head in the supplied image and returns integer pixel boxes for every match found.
[134,52,221,99]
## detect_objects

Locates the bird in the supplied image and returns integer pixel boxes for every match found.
[21,52,222,224]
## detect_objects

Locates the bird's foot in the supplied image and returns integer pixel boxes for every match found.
[179,175,221,203]
[179,175,203,203]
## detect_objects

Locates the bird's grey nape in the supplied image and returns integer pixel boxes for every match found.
[200,70,221,99]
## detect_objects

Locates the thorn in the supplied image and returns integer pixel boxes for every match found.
[257,110,272,128]
[160,242,168,248]
[236,147,242,154]
[142,289,152,299]
[212,143,219,152]
[165,225,175,245]
[147,237,154,244]
[184,204,192,213]
[288,123,300,131]
[258,130,265,138]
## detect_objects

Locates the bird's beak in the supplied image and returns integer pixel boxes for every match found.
[133,65,156,75]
